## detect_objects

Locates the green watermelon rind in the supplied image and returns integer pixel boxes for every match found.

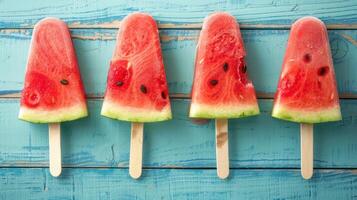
[189,103,260,119]
[101,100,172,122]
[272,104,342,123]
[18,104,88,123]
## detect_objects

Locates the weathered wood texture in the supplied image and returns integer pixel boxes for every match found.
[0,168,357,200]
[1,1,357,199]
[0,0,357,28]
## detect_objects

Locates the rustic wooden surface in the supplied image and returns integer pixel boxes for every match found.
[1,0,357,199]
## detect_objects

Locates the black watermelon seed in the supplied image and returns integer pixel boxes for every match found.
[210,79,218,86]
[303,53,311,63]
[241,65,247,73]
[318,66,329,76]
[223,63,229,72]
[140,85,147,94]
[60,79,69,85]
[116,81,124,86]
[161,91,167,99]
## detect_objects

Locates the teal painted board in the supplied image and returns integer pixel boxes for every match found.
[0,0,357,28]
[1,29,357,96]
[1,99,357,168]
[1,0,357,198]
[0,168,356,200]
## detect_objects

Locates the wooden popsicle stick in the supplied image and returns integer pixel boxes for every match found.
[49,123,62,177]
[129,122,144,179]
[215,119,229,179]
[300,123,314,180]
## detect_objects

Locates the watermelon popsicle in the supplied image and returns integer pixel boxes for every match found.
[189,13,259,179]
[19,18,88,177]
[101,13,172,179]
[272,17,341,179]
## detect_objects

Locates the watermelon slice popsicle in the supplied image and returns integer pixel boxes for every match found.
[189,13,260,179]
[272,17,341,179]
[18,18,88,177]
[101,13,172,179]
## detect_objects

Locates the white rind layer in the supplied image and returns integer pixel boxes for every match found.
[19,104,88,123]
[101,100,172,122]
[272,104,341,123]
[189,103,260,119]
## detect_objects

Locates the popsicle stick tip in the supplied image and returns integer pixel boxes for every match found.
[301,170,313,180]
[129,169,142,179]
[50,167,62,177]
[217,170,229,179]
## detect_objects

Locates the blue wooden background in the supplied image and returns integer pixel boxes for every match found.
[1,0,357,199]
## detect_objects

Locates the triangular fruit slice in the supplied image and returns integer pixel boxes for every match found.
[101,13,172,122]
[19,18,88,123]
[272,17,341,123]
[189,12,259,118]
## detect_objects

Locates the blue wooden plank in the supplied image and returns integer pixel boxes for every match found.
[0,168,356,200]
[1,29,357,96]
[0,0,357,28]
[0,99,357,168]
[1,1,357,198]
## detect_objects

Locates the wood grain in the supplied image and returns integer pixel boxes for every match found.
[300,123,314,180]
[1,0,357,198]
[1,29,357,97]
[215,119,229,179]
[48,123,62,177]
[129,122,144,179]
[1,99,357,168]
[0,0,357,29]
[0,168,356,200]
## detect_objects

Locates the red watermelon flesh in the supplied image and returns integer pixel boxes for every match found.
[272,17,341,123]
[189,12,259,119]
[101,13,172,122]
[19,18,88,123]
